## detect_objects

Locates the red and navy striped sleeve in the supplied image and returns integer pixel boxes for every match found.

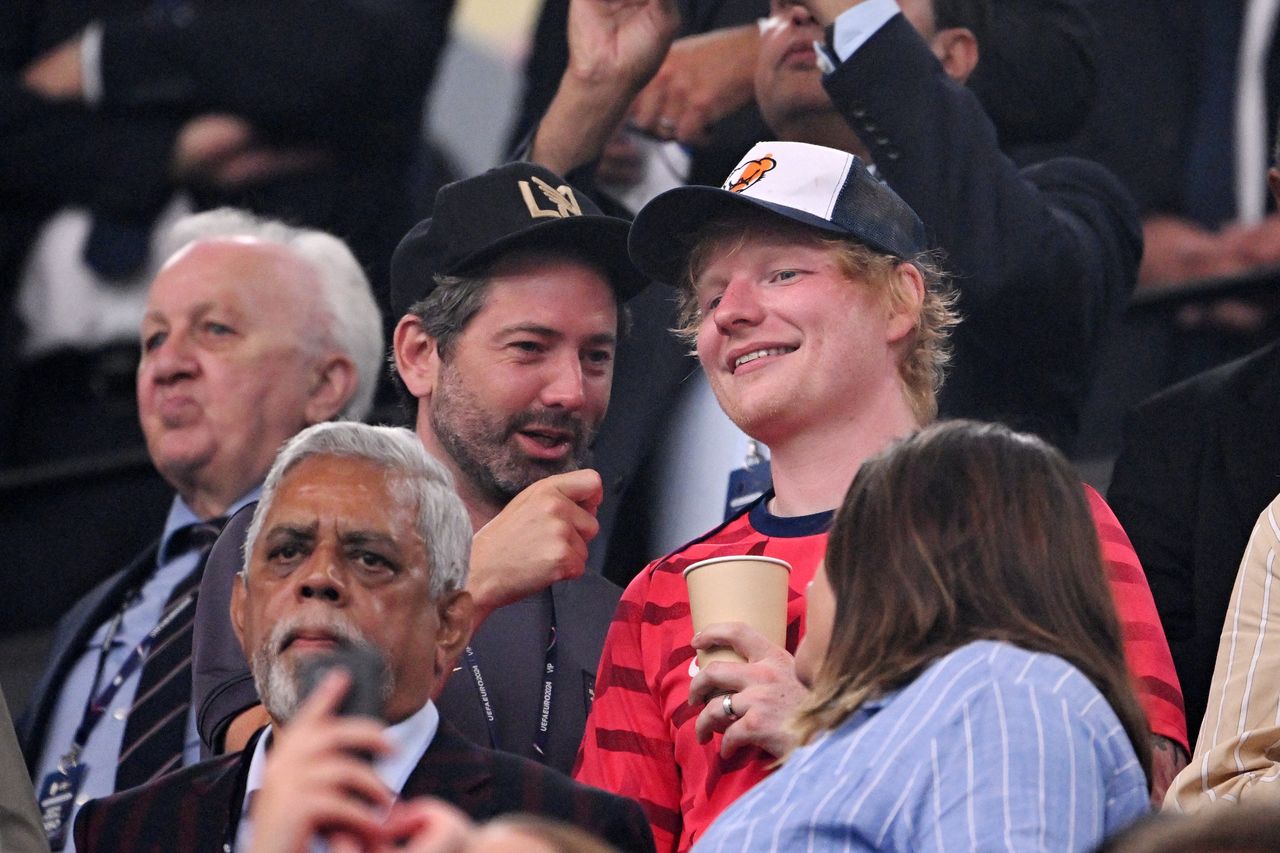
[1086,484,1189,752]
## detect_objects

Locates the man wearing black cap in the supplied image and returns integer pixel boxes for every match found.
[389,162,646,775]
[191,162,648,776]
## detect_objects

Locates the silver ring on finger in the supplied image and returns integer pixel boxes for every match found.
[723,693,740,721]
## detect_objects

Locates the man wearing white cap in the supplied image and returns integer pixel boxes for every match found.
[573,141,1186,851]
[534,0,1142,454]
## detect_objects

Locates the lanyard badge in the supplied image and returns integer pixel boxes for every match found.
[38,756,87,851]
[36,589,195,849]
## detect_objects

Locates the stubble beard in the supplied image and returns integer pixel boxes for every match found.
[429,363,596,507]
[707,367,791,446]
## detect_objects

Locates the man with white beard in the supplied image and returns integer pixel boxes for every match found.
[69,422,652,853]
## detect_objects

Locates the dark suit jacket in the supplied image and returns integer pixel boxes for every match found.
[193,505,624,775]
[17,541,160,772]
[1108,340,1280,746]
[434,575,623,774]
[1048,0,1280,224]
[73,721,655,853]
[823,13,1142,447]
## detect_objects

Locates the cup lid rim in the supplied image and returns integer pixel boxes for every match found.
[682,555,793,578]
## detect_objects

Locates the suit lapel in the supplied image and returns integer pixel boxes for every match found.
[179,747,253,853]
[215,731,258,851]
[401,722,493,801]
[20,540,160,768]
[72,747,248,853]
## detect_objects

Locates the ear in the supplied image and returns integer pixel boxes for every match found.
[392,315,441,402]
[885,262,926,345]
[230,572,249,660]
[431,590,475,690]
[1269,167,1280,208]
[303,354,357,424]
[931,27,979,85]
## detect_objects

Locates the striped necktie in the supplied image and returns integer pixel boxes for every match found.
[115,519,224,789]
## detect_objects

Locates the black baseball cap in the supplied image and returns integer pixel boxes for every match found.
[390,162,646,317]
[628,141,927,285]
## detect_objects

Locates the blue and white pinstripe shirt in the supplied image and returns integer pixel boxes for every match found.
[694,641,1149,852]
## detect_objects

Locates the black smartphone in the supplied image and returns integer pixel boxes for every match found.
[296,641,387,723]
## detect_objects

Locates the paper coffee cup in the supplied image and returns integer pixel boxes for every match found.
[683,555,792,666]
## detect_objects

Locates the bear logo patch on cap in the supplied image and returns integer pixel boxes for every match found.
[519,176,583,220]
[725,155,777,193]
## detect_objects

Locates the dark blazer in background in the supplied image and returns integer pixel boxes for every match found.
[823,12,1142,448]
[16,542,160,772]
[511,0,1102,192]
[587,281,696,585]
[1108,339,1280,747]
[1,0,451,417]
[73,722,655,853]
[1045,0,1280,224]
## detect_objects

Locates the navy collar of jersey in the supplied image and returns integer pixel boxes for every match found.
[747,490,833,537]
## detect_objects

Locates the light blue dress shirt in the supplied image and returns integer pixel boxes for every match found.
[34,489,259,852]
[829,0,901,60]
[695,641,1150,852]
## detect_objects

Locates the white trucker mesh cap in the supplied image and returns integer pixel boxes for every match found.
[628,140,926,285]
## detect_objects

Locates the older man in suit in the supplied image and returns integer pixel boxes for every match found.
[19,208,383,851]
[72,422,652,853]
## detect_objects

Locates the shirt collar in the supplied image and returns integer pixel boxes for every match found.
[243,698,440,810]
[747,489,834,538]
[376,699,440,793]
[158,486,261,564]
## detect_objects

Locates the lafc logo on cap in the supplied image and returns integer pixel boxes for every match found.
[725,156,776,193]
[519,177,583,219]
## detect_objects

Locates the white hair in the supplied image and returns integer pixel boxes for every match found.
[161,208,384,420]
[244,422,471,597]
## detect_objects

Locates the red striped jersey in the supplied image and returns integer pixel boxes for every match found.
[575,488,1186,853]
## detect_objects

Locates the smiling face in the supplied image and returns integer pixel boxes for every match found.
[415,254,618,511]
[692,224,912,445]
[137,240,335,517]
[232,453,466,724]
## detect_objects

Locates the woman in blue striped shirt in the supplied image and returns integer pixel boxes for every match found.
[697,420,1152,852]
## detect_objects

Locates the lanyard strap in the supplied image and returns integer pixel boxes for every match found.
[61,591,197,768]
[462,596,559,762]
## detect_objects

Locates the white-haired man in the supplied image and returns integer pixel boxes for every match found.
[71,422,651,853]
[19,207,382,852]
